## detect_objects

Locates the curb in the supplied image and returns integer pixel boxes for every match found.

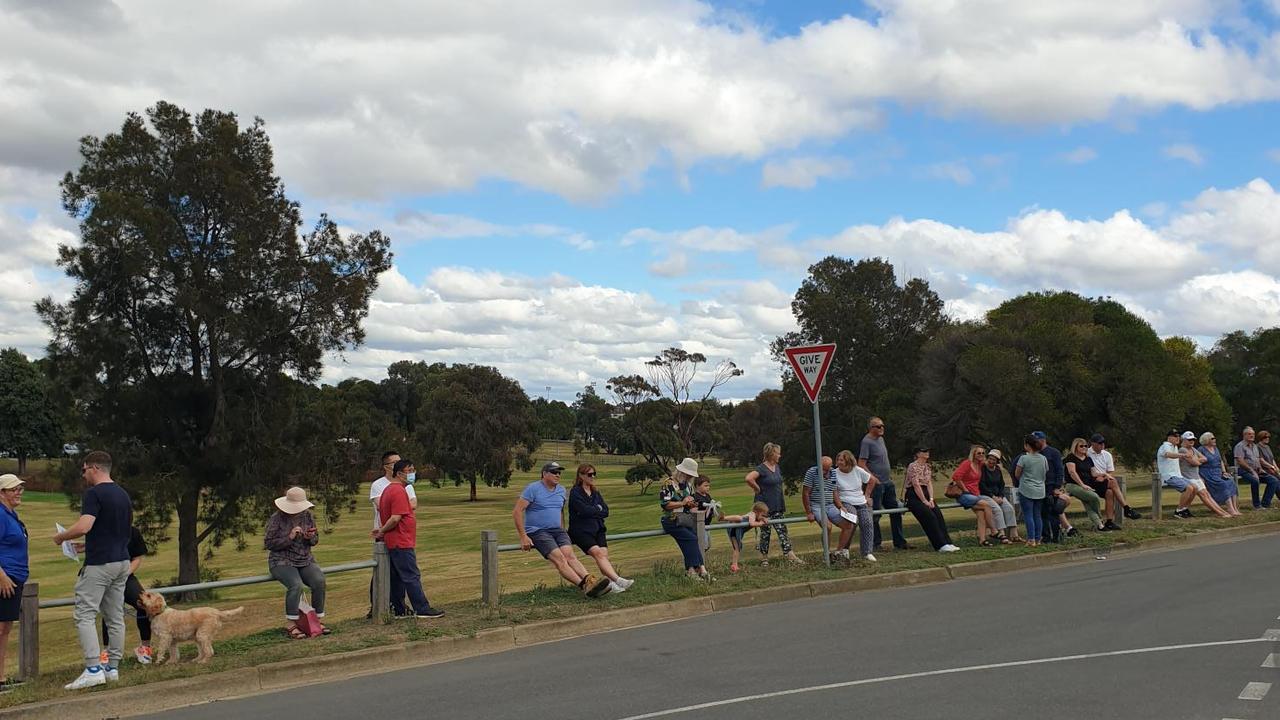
[6,520,1279,719]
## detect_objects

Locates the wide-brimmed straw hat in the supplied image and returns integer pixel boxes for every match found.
[274,486,314,514]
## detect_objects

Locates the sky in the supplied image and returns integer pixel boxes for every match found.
[2,0,1280,402]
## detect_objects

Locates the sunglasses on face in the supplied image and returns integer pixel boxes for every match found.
[871,424,884,429]
[548,469,562,475]
[583,472,596,477]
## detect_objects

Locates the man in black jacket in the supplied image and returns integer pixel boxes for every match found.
[1034,432,1066,542]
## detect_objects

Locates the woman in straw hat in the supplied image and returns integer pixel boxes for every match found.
[658,458,709,579]
[0,474,28,691]
[264,487,328,638]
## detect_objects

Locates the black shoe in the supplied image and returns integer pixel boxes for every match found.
[415,608,446,619]
[1123,506,1141,520]
[1173,508,1192,519]
[1066,527,1079,537]
[1102,520,1119,531]
[894,543,914,550]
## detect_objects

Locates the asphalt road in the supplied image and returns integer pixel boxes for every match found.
[141,536,1280,720]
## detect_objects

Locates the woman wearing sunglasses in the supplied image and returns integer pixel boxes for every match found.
[568,464,634,594]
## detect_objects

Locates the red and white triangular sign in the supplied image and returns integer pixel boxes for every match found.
[784,343,837,404]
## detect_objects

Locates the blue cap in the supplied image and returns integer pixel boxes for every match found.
[1031,431,1047,440]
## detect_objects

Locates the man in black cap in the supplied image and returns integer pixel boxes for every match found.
[514,462,611,597]
[1086,433,1140,520]
[1032,432,1065,542]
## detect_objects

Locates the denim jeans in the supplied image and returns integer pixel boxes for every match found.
[270,563,327,620]
[870,480,907,548]
[1020,495,1044,543]
[662,518,704,569]
[1238,469,1280,508]
[388,547,433,616]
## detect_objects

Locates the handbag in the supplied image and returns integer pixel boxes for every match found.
[944,481,964,499]
[673,511,698,529]
[296,599,323,638]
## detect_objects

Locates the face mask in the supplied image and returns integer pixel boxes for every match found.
[406,472,416,485]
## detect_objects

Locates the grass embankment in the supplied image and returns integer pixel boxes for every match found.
[0,442,1273,707]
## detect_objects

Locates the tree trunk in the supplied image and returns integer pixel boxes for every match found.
[16,454,26,476]
[177,489,201,590]
[469,477,477,502]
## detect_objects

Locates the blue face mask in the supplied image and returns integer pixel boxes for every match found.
[406,472,416,485]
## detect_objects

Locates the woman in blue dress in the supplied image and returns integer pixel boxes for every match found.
[1197,431,1242,516]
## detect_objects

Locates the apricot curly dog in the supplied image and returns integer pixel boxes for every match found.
[137,591,244,664]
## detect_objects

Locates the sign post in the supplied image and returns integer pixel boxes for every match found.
[784,343,837,566]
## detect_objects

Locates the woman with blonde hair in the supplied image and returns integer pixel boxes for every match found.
[568,464,634,594]
[745,442,800,565]
[950,445,1004,545]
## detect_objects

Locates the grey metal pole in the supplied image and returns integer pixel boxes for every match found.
[813,401,830,565]
[18,582,38,680]
[372,542,392,622]
[481,530,499,608]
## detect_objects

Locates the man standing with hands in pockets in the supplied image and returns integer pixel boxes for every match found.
[53,451,133,690]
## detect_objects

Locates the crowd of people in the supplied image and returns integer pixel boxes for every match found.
[0,421,1274,691]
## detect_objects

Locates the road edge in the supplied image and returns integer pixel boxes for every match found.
[6,520,1278,719]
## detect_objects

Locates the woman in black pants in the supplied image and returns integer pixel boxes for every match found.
[100,526,152,664]
[903,448,960,553]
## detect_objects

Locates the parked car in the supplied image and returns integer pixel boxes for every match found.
[62,443,82,456]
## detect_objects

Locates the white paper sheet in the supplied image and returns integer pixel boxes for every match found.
[55,523,79,562]
[839,509,858,524]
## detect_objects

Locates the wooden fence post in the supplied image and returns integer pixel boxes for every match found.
[18,582,38,680]
[1151,472,1163,521]
[371,542,391,623]
[481,530,499,608]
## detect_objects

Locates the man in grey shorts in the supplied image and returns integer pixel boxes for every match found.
[514,462,611,598]
[53,450,133,690]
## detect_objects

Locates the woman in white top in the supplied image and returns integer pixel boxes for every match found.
[834,450,877,561]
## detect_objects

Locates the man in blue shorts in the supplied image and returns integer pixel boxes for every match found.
[514,462,611,598]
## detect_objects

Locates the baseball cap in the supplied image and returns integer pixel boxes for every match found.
[0,474,23,491]
[1090,433,1105,444]
[541,461,564,474]
[1166,429,1180,438]
[987,449,1003,461]
[1180,431,1196,441]
[1031,431,1047,440]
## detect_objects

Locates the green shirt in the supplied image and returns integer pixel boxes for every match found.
[658,480,695,521]
[1016,453,1048,500]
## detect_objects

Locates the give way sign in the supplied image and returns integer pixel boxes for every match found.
[784,343,836,404]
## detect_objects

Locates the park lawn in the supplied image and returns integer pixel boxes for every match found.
[3,444,1270,703]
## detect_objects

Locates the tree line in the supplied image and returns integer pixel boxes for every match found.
[3,100,1276,589]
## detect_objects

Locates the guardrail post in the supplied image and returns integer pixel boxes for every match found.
[19,582,38,680]
[372,542,391,623]
[696,510,709,552]
[481,530,499,608]
[1112,475,1127,529]
[1150,472,1162,521]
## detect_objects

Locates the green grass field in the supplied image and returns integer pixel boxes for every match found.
[2,439,1273,691]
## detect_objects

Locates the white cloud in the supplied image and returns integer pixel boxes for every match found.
[1058,146,1099,164]
[760,156,852,189]
[648,252,690,278]
[623,225,789,253]
[1163,143,1205,165]
[926,161,975,186]
[1,1,1279,202]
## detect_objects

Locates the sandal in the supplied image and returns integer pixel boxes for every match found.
[979,539,994,547]
[285,625,308,639]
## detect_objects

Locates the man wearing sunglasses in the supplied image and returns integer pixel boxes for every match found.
[514,462,611,598]
[859,418,910,551]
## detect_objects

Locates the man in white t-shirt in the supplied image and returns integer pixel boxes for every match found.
[368,450,417,618]
[1158,430,1197,518]
[1086,433,1140,520]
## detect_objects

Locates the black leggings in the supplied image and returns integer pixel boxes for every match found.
[904,488,953,550]
[102,574,150,646]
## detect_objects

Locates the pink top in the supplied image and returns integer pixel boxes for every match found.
[951,461,982,495]
[905,460,934,500]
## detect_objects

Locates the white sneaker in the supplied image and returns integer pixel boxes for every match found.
[837,549,851,559]
[614,577,634,590]
[64,667,106,690]
[862,553,877,562]
[104,668,119,683]
[939,544,960,553]
[608,581,626,595]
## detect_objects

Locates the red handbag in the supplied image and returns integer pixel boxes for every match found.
[296,600,323,637]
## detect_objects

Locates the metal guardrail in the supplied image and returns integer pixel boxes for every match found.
[17,545,392,682]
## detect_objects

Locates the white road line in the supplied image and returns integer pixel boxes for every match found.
[614,638,1271,720]
[1238,682,1271,700]
[1264,653,1278,668]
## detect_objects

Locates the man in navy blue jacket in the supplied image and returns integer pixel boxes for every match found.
[1034,432,1066,542]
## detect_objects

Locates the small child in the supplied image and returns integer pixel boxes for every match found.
[723,501,770,573]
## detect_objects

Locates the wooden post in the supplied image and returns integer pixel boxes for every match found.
[695,510,709,552]
[371,542,391,623]
[18,582,38,680]
[1151,472,1163,521]
[480,530,499,608]
[1112,475,1127,529]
